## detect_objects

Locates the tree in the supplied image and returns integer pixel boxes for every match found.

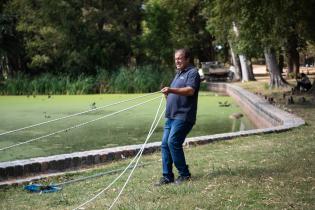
[141,1,174,65]
[0,0,27,78]
[4,0,144,76]
[282,0,315,78]
[204,0,256,82]
[143,0,215,66]
[233,0,315,87]
[205,0,291,87]
[232,22,255,82]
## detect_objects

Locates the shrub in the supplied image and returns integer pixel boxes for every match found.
[200,82,209,91]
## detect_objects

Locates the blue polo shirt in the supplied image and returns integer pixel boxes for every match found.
[165,65,200,124]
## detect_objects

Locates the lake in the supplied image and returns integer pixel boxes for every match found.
[0,92,255,161]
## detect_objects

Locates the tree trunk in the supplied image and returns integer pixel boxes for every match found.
[229,41,241,81]
[247,58,255,80]
[264,47,288,88]
[223,42,230,64]
[287,49,300,77]
[239,55,254,82]
[310,82,315,94]
[1,54,13,79]
[278,53,284,74]
[231,22,254,82]
[287,55,294,74]
[286,34,300,77]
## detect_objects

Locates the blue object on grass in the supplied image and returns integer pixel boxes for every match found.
[24,184,61,193]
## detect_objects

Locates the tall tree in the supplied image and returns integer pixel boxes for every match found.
[204,0,256,81]
[0,0,27,78]
[206,0,290,87]
[5,0,144,76]
[232,22,254,82]
[141,1,174,65]
[144,0,215,66]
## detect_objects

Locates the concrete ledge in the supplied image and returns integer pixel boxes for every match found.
[0,83,305,186]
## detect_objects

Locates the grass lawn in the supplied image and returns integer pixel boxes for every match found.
[0,81,314,209]
[0,92,253,162]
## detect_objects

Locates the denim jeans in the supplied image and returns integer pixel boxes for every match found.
[161,118,194,180]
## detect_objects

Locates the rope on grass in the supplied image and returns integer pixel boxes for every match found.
[54,161,157,187]
[73,96,165,210]
[0,91,160,137]
[109,108,165,209]
[0,95,162,152]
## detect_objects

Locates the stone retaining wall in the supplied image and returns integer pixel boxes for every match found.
[0,83,305,186]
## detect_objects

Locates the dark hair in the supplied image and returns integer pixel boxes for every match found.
[301,73,306,77]
[175,48,191,59]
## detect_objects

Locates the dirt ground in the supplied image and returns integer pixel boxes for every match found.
[253,65,315,81]
[253,64,315,75]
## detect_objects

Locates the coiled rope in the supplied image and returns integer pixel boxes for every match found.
[0,95,162,151]
[73,96,165,210]
[0,91,160,137]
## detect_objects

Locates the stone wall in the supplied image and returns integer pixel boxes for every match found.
[0,83,305,186]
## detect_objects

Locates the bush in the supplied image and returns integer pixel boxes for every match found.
[200,82,209,91]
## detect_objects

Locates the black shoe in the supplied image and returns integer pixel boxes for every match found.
[154,177,174,186]
[175,175,191,185]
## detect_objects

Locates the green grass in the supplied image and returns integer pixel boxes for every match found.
[0,83,314,209]
[0,92,253,162]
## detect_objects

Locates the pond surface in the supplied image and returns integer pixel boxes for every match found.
[0,92,255,161]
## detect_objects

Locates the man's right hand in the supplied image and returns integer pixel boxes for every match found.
[161,87,170,97]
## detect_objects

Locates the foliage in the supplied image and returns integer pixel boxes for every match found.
[110,65,173,93]
[2,0,145,75]
[199,82,209,91]
[205,0,315,58]
[0,2,26,78]
[141,1,174,65]
[0,0,215,81]
[204,0,315,88]
[0,73,95,95]
[0,65,174,95]
[1,0,315,91]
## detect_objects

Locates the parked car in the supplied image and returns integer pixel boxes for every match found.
[200,61,233,82]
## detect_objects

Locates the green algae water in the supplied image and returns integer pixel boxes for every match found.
[0,92,255,161]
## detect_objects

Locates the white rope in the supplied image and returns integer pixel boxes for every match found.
[55,161,156,187]
[0,91,160,137]
[0,95,162,151]
[74,100,165,210]
[109,105,165,209]
[73,96,165,210]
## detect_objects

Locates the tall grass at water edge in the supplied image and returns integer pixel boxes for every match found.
[110,65,173,93]
[0,73,95,95]
[0,65,173,95]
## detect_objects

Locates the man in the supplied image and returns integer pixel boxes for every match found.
[156,48,201,186]
[297,73,312,91]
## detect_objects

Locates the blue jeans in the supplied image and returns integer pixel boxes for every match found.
[161,119,194,180]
